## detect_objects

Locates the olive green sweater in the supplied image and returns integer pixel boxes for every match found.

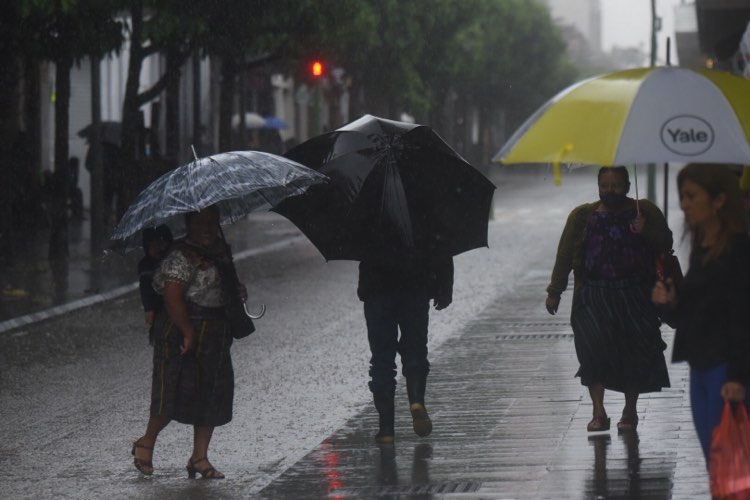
[546,199,673,298]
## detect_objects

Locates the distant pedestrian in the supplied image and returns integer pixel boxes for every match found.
[137,225,173,335]
[652,163,750,465]
[67,156,84,219]
[358,251,453,444]
[546,166,672,432]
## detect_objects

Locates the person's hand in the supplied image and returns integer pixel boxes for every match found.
[631,212,645,233]
[721,381,746,402]
[545,295,560,315]
[180,332,196,355]
[651,278,676,306]
[238,283,248,301]
[433,296,451,310]
[145,311,155,326]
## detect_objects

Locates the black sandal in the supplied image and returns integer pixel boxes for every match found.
[131,439,154,476]
[587,416,611,432]
[186,457,225,479]
[617,415,639,432]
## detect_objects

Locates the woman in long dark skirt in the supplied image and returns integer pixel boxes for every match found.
[131,205,244,478]
[546,166,673,432]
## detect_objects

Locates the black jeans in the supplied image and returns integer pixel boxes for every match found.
[364,291,430,394]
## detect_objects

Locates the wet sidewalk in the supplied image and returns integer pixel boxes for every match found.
[256,270,709,499]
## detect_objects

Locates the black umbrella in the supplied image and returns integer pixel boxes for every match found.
[274,114,496,261]
[78,121,122,146]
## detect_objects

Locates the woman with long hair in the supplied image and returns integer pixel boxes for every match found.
[652,163,750,464]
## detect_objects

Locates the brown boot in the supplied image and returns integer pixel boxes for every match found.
[406,374,432,437]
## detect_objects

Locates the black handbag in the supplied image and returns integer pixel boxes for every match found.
[215,246,256,339]
[225,295,255,339]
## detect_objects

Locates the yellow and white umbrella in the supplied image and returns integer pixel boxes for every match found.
[493,66,750,184]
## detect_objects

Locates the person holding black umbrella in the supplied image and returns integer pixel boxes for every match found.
[358,249,454,444]
[274,114,495,444]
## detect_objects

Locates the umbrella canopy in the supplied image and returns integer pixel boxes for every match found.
[108,150,328,253]
[231,112,268,130]
[273,114,496,261]
[494,66,750,182]
[78,121,122,146]
[262,116,288,130]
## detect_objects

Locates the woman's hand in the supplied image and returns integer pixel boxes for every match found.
[651,278,677,306]
[545,295,560,315]
[180,332,195,355]
[721,381,746,402]
[145,310,155,326]
[238,283,248,302]
[163,280,196,356]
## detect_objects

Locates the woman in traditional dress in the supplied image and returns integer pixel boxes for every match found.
[131,205,243,478]
[546,166,673,432]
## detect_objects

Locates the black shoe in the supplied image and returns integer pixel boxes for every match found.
[373,390,395,444]
[375,427,395,444]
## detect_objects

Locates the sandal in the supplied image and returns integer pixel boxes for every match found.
[587,416,611,432]
[131,439,154,476]
[186,457,225,479]
[617,415,639,432]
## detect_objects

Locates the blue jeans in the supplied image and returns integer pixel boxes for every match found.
[364,291,431,394]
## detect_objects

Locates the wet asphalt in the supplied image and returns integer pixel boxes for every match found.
[0,166,711,499]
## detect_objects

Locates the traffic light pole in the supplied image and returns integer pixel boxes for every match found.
[311,82,321,136]
[308,60,325,136]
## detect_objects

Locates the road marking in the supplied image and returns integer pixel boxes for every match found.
[0,235,305,335]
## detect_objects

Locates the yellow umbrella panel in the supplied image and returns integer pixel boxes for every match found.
[495,66,750,183]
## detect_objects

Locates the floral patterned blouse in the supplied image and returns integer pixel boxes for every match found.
[582,208,652,281]
[153,247,226,307]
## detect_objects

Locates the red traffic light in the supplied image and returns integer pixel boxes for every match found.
[311,60,324,77]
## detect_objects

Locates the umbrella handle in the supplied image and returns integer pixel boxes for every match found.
[244,302,266,319]
[553,144,574,186]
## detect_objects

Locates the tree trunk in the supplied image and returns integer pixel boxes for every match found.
[165,49,180,162]
[218,57,237,152]
[119,1,146,222]
[89,57,104,256]
[48,57,72,260]
[0,35,20,262]
[192,51,202,154]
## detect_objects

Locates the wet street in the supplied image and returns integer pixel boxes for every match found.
[0,167,710,499]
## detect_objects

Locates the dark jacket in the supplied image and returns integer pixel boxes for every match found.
[547,199,673,297]
[357,255,454,303]
[665,233,750,383]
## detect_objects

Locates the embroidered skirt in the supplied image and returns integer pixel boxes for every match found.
[150,308,234,426]
[571,281,670,393]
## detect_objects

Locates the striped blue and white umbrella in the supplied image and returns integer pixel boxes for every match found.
[108,150,328,253]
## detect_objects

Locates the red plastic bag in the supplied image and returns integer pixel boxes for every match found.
[655,250,683,289]
[710,401,750,499]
